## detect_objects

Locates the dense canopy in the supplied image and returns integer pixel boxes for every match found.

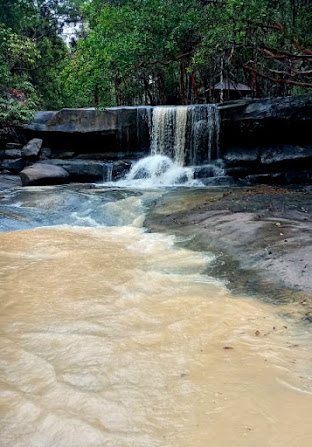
[0,0,311,123]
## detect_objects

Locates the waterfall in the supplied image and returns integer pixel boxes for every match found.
[150,106,188,166]
[150,105,220,166]
[102,162,113,182]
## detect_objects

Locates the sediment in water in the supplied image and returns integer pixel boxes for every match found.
[1,225,312,447]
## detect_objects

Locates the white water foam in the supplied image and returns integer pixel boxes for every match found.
[115,155,201,188]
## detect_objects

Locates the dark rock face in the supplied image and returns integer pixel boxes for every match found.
[3,149,22,159]
[19,95,312,185]
[27,109,118,133]
[200,176,236,186]
[223,147,260,167]
[219,95,312,122]
[22,138,43,159]
[25,107,142,161]
[38,159,105,182]
[40,147,52,159]
[112,161,132,181]
[1,158,25,174]
[223,145,312,181]
[5,143,23,150]
[219,96,312,184]
[245,171,312,185]
[20,164,70,186]
[38,159,132,182]
[194,163,224,179]
[260,145,312,167]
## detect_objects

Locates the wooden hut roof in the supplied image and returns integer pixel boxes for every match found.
[214,79,252,91]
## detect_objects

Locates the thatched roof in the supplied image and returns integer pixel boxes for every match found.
[214,79,252,91]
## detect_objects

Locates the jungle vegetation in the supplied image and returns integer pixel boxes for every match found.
[0,0,311,123]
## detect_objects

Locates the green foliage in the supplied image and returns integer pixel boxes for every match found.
[0,96,35,126]
[0,0,311,116]
[62,0,312,106]
[0,0,81,125]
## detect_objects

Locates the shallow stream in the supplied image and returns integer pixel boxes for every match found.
[1,183,312,446]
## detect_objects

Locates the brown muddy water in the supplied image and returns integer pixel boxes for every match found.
[0,186,312,447]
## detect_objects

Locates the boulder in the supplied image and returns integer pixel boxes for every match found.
[1,158,25,174]
[39,159,106,182]
[285,170,312,184]
[194,163,224,179]
[260,145,312,166]
[50,150,75,159]
[40,147,52,160]
[5,142,23,150]
[219,95,312,122]
[200,176,237,186]
[112,160,132,180]
[39,159,132,182]
[225,166,260,178]
[245,173,285,185]
[20,163,70,186]
[223,147,260,167]
[3,149,22,159]
[22,138,43,159]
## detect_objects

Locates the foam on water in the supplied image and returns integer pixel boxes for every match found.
[113,155,202,188]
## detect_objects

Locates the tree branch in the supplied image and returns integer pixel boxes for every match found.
[291,39,312,56]
[244,65,312,88]
[263,47,312,60]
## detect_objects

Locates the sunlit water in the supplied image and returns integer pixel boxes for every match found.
[1,185,312,447]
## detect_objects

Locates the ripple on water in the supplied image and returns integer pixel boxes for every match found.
[0,225,312,447]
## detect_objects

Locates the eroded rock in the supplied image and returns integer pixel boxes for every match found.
[20,163,70,186]
[22,138,43,159]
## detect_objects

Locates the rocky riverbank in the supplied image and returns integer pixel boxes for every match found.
[146,185,312,319]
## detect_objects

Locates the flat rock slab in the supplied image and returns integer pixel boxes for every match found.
[0,175,21,191]
[147,185,312,298]
[39,159,105,181]
[20,163,70,186]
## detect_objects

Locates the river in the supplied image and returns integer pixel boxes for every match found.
[0,182,312,447]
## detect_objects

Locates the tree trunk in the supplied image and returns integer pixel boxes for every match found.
[180,63,187,105]
[158,74,167,105]
[190,72,201,103]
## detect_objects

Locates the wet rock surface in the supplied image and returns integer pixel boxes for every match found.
[38,159,106,182]
[146,185,312,302]
[20,163,70,186]
[37,159,131,182]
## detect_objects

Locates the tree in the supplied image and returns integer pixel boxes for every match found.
[0,0,82,125]
[62,0,311,107]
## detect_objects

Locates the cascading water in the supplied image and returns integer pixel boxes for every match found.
[116,155,198,188]
[150,106,188,166]
[102,162,113,182]
[102,104,222,187]
[150,104,221,166]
